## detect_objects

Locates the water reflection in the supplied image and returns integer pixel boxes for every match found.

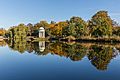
[88,45,113,70]
[0,40,7,46]
[2,39,120,71]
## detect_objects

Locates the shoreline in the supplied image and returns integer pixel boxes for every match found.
[55,36,120,43]
[2,36,120,43]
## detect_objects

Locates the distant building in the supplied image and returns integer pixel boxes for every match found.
[39,27,45,38]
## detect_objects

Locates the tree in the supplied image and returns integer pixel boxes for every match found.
[70,16,88,37]
[27,23,34,36]
[6,24,28,39]
[88,11,113,37]
[50,21,68,38]
[62,17,88,38]
[14,24,28,39]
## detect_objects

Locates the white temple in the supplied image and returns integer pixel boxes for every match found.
[39,27,45,38]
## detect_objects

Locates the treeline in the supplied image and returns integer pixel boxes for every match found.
[4,10,120,39]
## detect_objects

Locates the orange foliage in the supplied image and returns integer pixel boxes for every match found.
[0,29,6,36]
[49,21,68,37]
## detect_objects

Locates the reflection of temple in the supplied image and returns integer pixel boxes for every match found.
[39,41,45,52]
[0,36,3,41]
[39,27,45,38]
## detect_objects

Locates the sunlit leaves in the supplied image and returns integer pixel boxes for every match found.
[0,28,6,36]
[88,11,113,37]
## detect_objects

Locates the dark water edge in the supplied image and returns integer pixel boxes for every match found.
[48,37,120,43]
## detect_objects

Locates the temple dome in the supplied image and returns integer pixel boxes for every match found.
[39,27,45,30]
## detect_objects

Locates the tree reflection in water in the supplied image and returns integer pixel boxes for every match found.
[3,39,120,71]
[88,45,113,70]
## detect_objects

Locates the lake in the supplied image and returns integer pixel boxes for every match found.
[0,40,120,80]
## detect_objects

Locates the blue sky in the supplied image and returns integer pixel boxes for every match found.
[0,0,120,29]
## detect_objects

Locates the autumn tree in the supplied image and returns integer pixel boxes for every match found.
[6,24,28,39]
[14,24,28,39]
[62,17,87,38]
[27,23,34,36]
[88,11,113,37]
[0,28,6,36]
[70,17,88,36]
[50,21,68,38]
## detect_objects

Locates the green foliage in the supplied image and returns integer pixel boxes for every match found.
[62,17,88,38]
[27,23,34,36]
[7,24,28,39]
[70,16,88,37]
[88,11,113,37]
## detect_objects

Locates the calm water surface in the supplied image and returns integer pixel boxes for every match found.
[0,40,120,80]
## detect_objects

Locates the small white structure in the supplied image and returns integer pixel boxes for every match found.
[39,41,45,52]
[39,27,45,38]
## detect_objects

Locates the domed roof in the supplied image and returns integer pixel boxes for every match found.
[39,27,45,30]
